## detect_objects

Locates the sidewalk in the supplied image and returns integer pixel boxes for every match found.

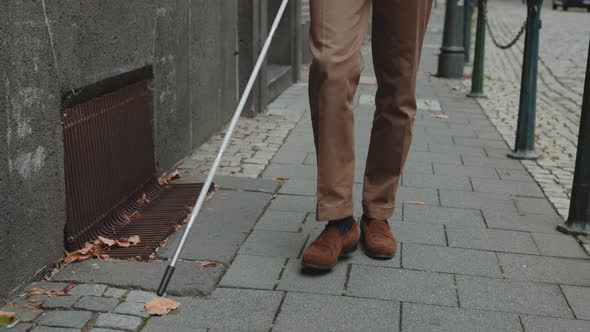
[4,6,590,332]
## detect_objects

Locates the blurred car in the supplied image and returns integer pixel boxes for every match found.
[552,0,590,11]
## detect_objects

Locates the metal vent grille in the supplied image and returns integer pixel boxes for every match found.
[62,77,205,259]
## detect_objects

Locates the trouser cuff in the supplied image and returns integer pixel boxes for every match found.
[316,202,354,221]
[362,202,395,220]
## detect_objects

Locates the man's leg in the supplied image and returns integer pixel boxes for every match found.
[309,0,370,221]
[302,0,369,270]
[361,0,432,258]
[362,0,432,219]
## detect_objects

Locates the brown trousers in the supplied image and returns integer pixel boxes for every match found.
[309,0,433,221]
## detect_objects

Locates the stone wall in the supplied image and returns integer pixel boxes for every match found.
[0,0,242,301]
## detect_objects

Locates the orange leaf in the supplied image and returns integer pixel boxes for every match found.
[97,236,117,247]
[431,114,449,119]
[144,298,180,316]
[159,169,181,185]
[199,261,218,269]
[406,200,426,205]
[137,193,151,205]
[25,288,46,298]
[276,177,289,182]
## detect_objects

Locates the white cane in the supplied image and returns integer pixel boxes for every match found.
[157,0,291,296]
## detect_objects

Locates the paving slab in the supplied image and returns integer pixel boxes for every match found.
[341,247,401,268]
[434,164,500,179]
[532,232,589,258]
[238,230,307,258]
[113,301,150,318]
[347,266,456,306]
[402,204,485,227]
[42,295,81,309]
[274,293,399,332]
[482,209,562,233]
[278,179,316,196]
[74,296,118,312]
[461,156,525,170]
[439,190,515,210]
[395,187,440,206]
[456,275,573,318]
[402,243,502,277]
[267,194,316,213]
[277,259,347,296]
[402,303,521,332]
[25,282,70,292]
[520,316,590,332]
[158,190,271,263]
[142,289,283,332]
[95,313,142,331]
[271,151,308,165]
[560,285,590,320]
[219,255,285,290]
[402,173,472,191]
[446,226,539,254]
[38,310,92,329]
[496,168,534,182]
[103,288,126,299]
[69,284,107,297]
[514,197,557,215]
[53,259,224,296]
[389,222,447,246]
[32,327,79,332]
[428,143,487,156]
[125,290,158,303]
[254,210,307,232]
[0,304,42,322]
[470,178,544,197]
[498,253,590,286]
[212,176,280,193]
[262,164,317,180]
[405,151,463,165]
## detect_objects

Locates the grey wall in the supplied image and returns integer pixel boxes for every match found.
[1,0,239,301]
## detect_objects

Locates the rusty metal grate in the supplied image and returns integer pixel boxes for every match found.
[62,75,206,259]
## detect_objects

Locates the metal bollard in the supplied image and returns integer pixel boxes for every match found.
[467,0,486,98]
[507,0,544,160]
[464,0,474,63]
[438,0,466,78]
[557,42,590,237]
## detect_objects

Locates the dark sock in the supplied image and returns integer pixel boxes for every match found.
[328,216,355,236]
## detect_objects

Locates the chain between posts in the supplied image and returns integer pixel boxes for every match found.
[482,1,528,50]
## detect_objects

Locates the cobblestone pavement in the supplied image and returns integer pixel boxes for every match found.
[462,0,590,218]
[175,84,308,179]
[4,5,590,332]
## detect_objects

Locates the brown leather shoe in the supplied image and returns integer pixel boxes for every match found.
[302,220,359,270]
[360,216,397,259]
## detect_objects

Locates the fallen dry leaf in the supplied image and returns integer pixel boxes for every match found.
[276,177,289,182]
[406,200,426,205]
[137,193,151,205]
[25,282,77,298]
[144,298,180,316]
[97,236,117,247]
[199,261,218,269]
[24,288,46,298]
[431,114,449,119]
[116,235,141,248]
[159,169,181,185]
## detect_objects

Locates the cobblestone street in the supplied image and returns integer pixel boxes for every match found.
[462,0,590,218]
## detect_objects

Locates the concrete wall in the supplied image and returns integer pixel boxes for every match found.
[0,0,240,301]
